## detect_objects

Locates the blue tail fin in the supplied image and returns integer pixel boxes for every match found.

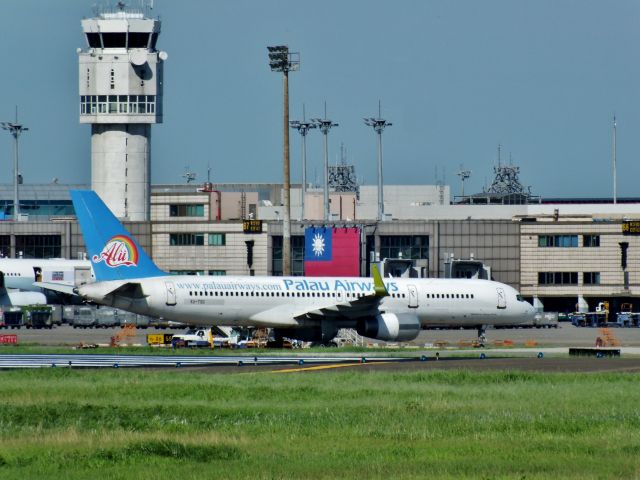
[71,190,165,281]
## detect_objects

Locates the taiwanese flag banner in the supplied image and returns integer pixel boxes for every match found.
[304,227,361,277]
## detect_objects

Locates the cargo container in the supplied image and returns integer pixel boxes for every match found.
[24,306,53,329]
[95,308,120,328]
[71,306,96,328]
[0,307,24,329]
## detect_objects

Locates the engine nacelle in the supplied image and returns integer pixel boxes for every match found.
[274,322,339,343]
[1,291,48,306]
[357,313,421,341]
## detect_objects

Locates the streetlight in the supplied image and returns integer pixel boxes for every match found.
[364,102,391,221]
[268,45,299,276]
[1,108,28,220]
[312,103,338,221]
[290,105,316,220]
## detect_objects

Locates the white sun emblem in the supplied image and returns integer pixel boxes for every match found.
[312,233,325,256]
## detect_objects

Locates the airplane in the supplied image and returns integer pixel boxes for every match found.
[39,190,536,344]
[0,258,93,306]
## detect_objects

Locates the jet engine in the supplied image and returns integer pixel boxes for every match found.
[273,322,340,345]
[0,291,47,306]
[356,313,421,341]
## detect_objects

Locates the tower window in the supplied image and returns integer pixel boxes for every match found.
[85,33,101,48]
[110,69,115,90]
[101,33,126,48]
[128,32,150,49]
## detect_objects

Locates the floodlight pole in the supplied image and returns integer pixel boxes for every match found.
[612,115,617,204]
[312,104,338,221]
[1,107,28,220]
[268,45,299,275]
[364,102,392,221]
[457,168,471,198]
[290,105,316,220]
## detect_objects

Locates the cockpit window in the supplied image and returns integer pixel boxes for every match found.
[516,294,524,302]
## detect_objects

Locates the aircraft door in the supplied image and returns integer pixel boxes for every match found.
[165,281,177,306]
[496,288,506,309]
[336,291,346,303]
[407,284,418,308]
[74,267,92,286]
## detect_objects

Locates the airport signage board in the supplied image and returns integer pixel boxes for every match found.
[243,220,263,233]
[622,221,640,235]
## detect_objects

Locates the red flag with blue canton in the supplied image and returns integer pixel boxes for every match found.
[304,226,360,277]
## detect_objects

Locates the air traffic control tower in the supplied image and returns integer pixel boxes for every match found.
[78,5,167,220]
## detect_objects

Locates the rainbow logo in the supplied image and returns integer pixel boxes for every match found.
[92,235,139,268]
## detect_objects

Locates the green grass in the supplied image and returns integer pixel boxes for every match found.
[0,368,638,479]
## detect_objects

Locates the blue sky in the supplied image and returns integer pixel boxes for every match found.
[0,0,639,198]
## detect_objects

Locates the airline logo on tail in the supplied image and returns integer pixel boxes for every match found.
[92,235,139,268]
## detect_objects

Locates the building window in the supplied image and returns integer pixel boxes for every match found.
[209,270,226,276]
[169,233,204,246]
[584,272,601,285]
[208,233,226,246]
[583,235,600,247]
[272,236,305,276]
[0,235,10,257]
[538,235,578,248]
[169,204,204,217]
[538,272,578,285]
[380,235,429,260]
[15,235,61,258]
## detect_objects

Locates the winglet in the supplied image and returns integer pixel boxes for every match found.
[372,264,389,297]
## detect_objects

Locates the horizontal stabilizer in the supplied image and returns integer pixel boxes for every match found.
[109,282,147,299]
[33,281,78,296]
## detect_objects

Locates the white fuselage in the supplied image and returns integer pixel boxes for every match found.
[0,258,93,293]
[79,275,536,329]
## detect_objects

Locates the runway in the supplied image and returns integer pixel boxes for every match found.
[2,351,640,374]
[0,353,404,369]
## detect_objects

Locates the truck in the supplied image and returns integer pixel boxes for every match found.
[171,328,213,348]
[171,327,242,348]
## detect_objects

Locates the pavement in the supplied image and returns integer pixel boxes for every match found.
[2,323,640,373]
[4,323,640,348]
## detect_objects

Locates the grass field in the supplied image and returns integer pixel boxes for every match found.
[0,368,638,479]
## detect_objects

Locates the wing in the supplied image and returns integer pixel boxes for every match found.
[250,264,389,324]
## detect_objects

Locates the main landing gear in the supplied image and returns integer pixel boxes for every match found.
[477,325,487,347]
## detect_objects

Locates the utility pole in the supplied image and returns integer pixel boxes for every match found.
[364,101,392,221]
[312,103,338,221]
[268,45,299,275]
[1,107,28,220]
[290,105,316,220]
